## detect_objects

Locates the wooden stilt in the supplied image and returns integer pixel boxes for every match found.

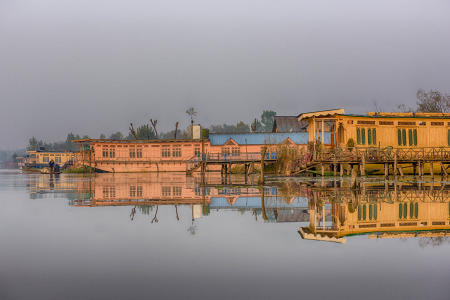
[339,163,344,178]
[398,165,404,177]
[351,167,358,189]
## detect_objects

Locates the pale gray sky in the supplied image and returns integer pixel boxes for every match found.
[1,0,450,148]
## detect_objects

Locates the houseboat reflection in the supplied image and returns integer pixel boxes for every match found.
[25,174,450,243]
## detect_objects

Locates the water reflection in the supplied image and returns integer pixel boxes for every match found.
[25,173,450,244]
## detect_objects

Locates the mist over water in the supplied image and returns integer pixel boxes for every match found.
[2,0,450,148]
[0,171,449,300]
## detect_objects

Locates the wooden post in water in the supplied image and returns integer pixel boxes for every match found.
[258,147,266,185]
[430,162,434,179]
[351,166,358,189]
[321,164,325,177]
[360,154,366,177]
[441,162,447,179]
[384,163,389,179]
[398,164,404,177]
[339,163,344,178]
[393,152,398,180]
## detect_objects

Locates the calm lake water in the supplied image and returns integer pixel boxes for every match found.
[0,170,449,300]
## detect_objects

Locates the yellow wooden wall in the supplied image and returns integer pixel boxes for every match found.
[336,116,450,148]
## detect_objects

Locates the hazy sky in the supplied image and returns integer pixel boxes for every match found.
[1,0,450,149]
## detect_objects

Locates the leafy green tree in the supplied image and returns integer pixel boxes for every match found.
[109,132,124,140]
[136,125,156,139]
[251,118,263,132]
[261,110,276,131]
[28,137,39,150]
[99,133,106,139]
[235,121,250,133]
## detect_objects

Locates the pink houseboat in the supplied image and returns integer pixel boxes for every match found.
[74,132,328,173]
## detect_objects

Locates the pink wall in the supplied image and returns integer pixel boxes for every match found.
[76,140,306,173]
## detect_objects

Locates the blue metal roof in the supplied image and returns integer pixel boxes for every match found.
[209,132,329,145]
[209,196,309,209]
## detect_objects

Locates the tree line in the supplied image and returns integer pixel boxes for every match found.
[26,109,278,151]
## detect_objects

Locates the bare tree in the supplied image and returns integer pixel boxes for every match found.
[129,123,137,139]
[150,119,158,138]
[174,122,179,139]
[416,89,450,113]
[397,104,413,113]
[151,205,159,223]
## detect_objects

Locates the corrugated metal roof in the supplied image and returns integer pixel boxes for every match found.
[272,116,307,132]
[209,132,330,145]
[209,196,309,208]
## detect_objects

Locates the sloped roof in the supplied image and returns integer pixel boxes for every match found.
[209,132,314,145]
[272,116,307,132]
[298,108,345,120]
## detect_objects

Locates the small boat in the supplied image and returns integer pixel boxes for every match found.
[40,167,61,174]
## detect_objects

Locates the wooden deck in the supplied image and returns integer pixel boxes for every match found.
[298,147,450,177]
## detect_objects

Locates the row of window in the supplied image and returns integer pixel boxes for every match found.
[357,204,378,221]
[161,146,181,158]
[43,156,62,163]
[129,185,143,197]
[221,147,241,156]
[162,186,182,196]
[397,129,418,146]
[399,202,419,219]
[102,146,186,158]
[356,128,377,145]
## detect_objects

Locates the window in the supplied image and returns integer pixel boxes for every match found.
[448,129,450,146]
[109,147,115,158]
[379,121,394,125]
[55,156,61,163]
[431,122,444,126]
[408,129,413,146]
[413,129,417,146]
[232,147,240,156]
[399,203,408,219]
[357,120,375,125]
[398,128,417,146]
[130,186,136,197]
[357,128,361,144]
[162,146,170,158]
[410,202,418,219]
[137,186,143,197]
[172,146,181,157]
[361,128,366,145]
[398,121,416,126]
[162,186,171,196]
[104,186,115,198]
[372,128,376,145]
[172,186,182,196]
[43,156,49,162]
[194,146,200,156]
[129,147,135,158]
[136,148,142,158]
[102,148,109,158]
[222,147,230,155]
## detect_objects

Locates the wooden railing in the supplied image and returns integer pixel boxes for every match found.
[314,147,450,163]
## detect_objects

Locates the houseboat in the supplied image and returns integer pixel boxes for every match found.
[23,150,75,172]
[73,131,326,173]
